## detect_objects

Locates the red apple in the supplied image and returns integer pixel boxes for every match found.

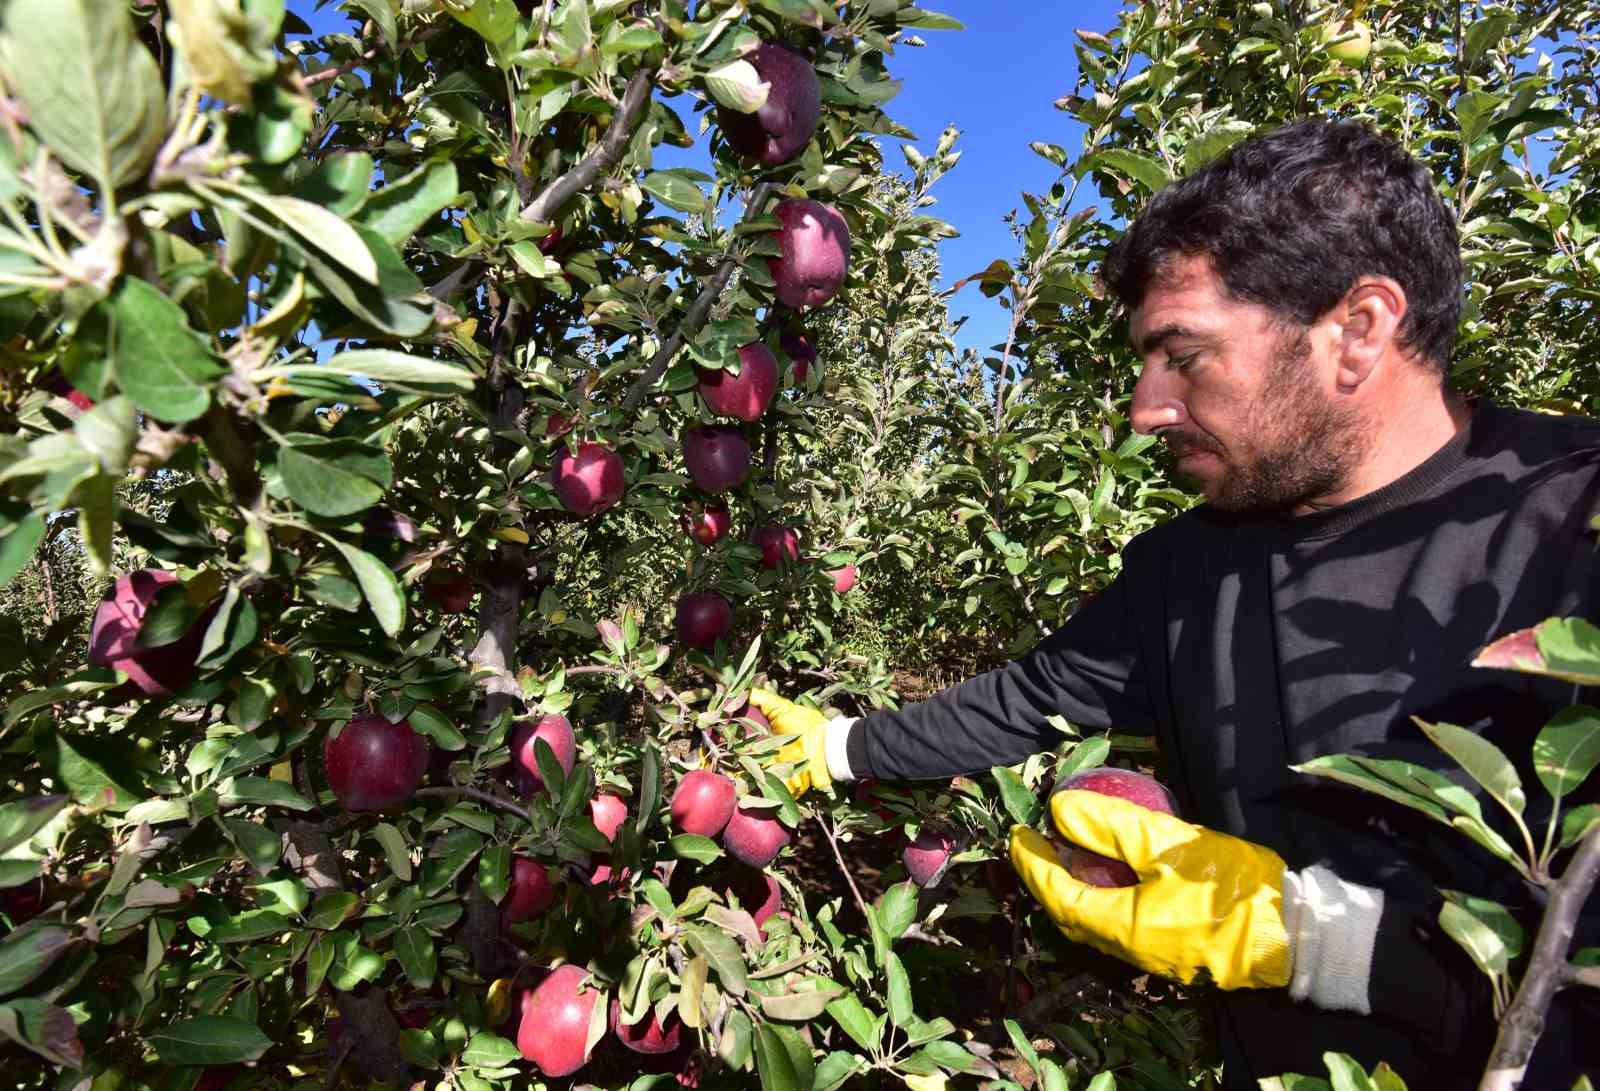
[991,968,1035,1013]
[539,223,565,255]
[723,865,782,936]
[729,700,771,736]
[517,963,605,1077]
[324,714,431,811]
[721,804,791,868]
[425,568,473,614]
[552,441,625,517]
[87,569,208,697]
[716,41,821,166]
[508,714,577,797]
[769,199,850,309]
[504,855,557,925]
[697,342,778,422]
[682,425,751,493]
[670,770,737,837]
[681,501,731,546]
[830,563,857,594]
[751,524,801,569]
[610,997,683,1055]
[547,413,574,438]
[1053,768,1177,888]
[903,829,953,887]
[674,592,732,652]
[780,331,817,383]
[590,793,628,842]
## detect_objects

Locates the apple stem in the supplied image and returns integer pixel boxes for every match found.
[415,786,532,823]
[815,814,871,924]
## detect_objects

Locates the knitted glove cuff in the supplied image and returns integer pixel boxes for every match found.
[1281,864,1384,1014]
[823,716,858,783]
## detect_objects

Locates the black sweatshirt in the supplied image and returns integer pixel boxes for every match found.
[846,402,1600,1089]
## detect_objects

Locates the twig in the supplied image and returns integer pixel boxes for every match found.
[1566,963,1600,989]
[620,182,776,414]
[301,25,445,88]
[1478,825,1600,1090]
[816,813,871,924]
[520,65,657,224]
[415,786,531,822]
[427,258,486,302]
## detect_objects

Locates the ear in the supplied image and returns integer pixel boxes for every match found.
[1333,276,1407,390]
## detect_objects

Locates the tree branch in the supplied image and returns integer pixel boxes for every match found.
[415,785,531,822]
[427,258,486,302]
[620,181,776,415]
[1479,825,1600,1090]
[815,813,871,925]
[520,65,657,225]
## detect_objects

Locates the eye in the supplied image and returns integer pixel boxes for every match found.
[1170,352,1199,371]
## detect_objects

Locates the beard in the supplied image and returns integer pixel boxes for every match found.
[1171,327,1365,515]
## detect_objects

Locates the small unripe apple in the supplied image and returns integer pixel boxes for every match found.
[903,828,953,887]
[503,855,557,925]
[674,592,732,652]
[610,996,683,1055]
[721,804,791,868]
[682,425,752,493]
[670,770,737,837]
[517,963,605,1077]
[715,41,821,166]
[751,525,801,569]
[697,343,779,422]
[830,564,857,594]
[87,569,209,697]
[681,501,731,546]
[324,714,431,811]
[780,331,817,384]
[425,568,473,614]
[508,715,577,797]
[1326,18,1372,65]
[1053,768,1177,888]
[769,199,850,309]
[552,441,625,517]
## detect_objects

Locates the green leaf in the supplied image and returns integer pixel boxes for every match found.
[1438,891,1522,978]
[825,994,879,1053]
[355,162,460,249]
[219,776,313,812]
[640,171,709,215]
[670,834,723,864]
[0,511,44,589]
[329,539,406,637]
[306,892,360,931]
[753,1022,801,1091]
[758,980,844,1022]
[258,351,475,397]
[1559,804,1600,851]
[463,1031,521,1067]
[0,0,165,188]
[198,584,258,669]
[395,926,436,988]
[637,743,661,835]
[221,817,281,875]
[1085,148,1171,192]
[877,881,918,941]
[0,999,82,1069]
[0,795,67,855]
[0,925,71,998]
[1414,718,1524,817]
[278,435,393,517]
[295,151,375,216]
[685,924,746,997]
[371,822,412,881]
[885,951,913,1026]
[478,844,511,903]
[1183,120,1255,173]
[1533,706,1600,801]
[109,279,226,424]
[408,704,466,751]
[343,0,397,50]
[812,1050,861,1091]
[991,765,1041,827]
[148,1015,273,1066]
[239,189,379,285]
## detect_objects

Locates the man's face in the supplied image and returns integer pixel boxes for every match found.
[1127,255,1366,514]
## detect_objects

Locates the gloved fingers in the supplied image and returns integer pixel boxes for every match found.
[747,687,819,737]
[1048,790,1202,874]
[747,687,792,718]
[1008,825,1132,933]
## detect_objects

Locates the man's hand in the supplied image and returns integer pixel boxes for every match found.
[746,688,832,797]
[1008,789,1291,991]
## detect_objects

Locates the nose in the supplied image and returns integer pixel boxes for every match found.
[1130,361,1185,435]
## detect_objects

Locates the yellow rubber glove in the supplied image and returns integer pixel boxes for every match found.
[1008,790,1291,991]
[746,688,832,797]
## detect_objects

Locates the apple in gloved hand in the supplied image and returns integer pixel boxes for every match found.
[1051,768,1177,888]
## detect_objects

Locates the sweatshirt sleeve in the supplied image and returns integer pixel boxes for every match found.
[845,566,1155,782]
[1363,889,1495,1055]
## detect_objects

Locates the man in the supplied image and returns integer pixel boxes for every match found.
[752,118,1600,1088]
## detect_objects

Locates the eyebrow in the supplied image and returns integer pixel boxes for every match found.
[1135,322,1208,357]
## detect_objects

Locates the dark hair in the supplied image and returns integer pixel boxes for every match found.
[1101,118,1463,375]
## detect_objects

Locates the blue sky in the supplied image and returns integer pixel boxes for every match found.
[286,2,1129,354]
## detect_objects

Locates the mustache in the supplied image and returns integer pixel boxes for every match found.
[1160,432,1221,459]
